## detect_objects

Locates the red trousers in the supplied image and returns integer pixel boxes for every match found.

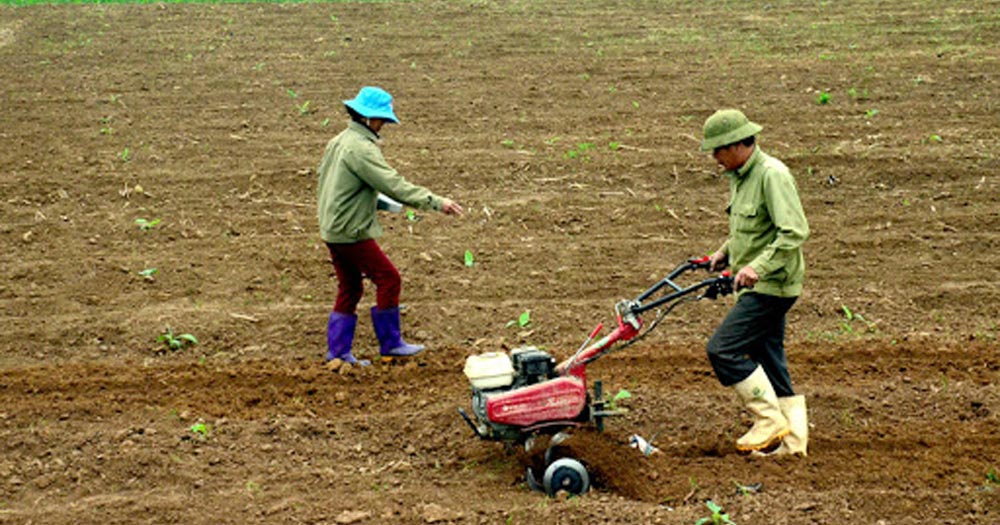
[326,239,401,314]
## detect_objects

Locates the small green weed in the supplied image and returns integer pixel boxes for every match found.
[138,268,158,281]
[464,249,475,267]
[816,92,831,105]
[118,146,132,162]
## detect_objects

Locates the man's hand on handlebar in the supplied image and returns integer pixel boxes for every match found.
[708,251,728,272]
[734,266,759,290]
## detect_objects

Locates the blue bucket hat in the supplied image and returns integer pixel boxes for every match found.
[343,86,399,124]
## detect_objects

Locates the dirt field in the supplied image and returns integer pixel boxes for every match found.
[1,1,998,523]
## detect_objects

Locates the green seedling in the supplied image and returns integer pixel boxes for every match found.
[135,218,161,231]
[286,88,298,98]
[606,389,631,410]
[506,310,531,328]
[189,422,208,437]
[252,62,265,72]
[464,250,475,267]
[839,304,877,334]
[297,100,311,115]
[695,500,736,525]
[321,118,330,127]
[928,134,943,143]
[865,108,879,118]
[608,141,621,151]
[564,142,596,160]
[986,467,1000,487]
[501,139,515,148]
[245,480,262,496]
[158,326,198,351]
[99,116,114,135]
[118,147,132,162]
[406,209,417,222]
[816,92,831,105]
[138,268,158,281]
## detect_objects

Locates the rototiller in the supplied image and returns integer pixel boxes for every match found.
[458,256,734,496]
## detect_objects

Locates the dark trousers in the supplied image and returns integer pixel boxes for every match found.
[706,292,798,396]
[326,239,401,314]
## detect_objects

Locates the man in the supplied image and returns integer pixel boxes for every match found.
[700,109,810,456]
[317,86,463,368]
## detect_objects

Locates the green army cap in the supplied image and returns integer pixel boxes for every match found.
[700,109,763,151]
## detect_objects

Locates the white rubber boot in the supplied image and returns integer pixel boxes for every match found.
[752,394,809,458]
[732,366,790,453]
[778,395,809,455]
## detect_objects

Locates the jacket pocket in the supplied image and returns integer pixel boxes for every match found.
[733,204,764,233]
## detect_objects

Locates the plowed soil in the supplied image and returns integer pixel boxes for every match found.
[1,1,998,524]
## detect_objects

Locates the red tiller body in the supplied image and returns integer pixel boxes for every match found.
[485,376,587,427]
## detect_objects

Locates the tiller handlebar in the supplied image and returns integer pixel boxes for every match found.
[558,256,733,377]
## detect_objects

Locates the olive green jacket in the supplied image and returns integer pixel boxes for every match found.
[317,122,443,244]
[717,147,809,297]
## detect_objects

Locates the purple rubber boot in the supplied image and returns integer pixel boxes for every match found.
[326,312,369,366]
[370,306,425,357]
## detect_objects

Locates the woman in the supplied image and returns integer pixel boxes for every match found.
[317,86,463,366]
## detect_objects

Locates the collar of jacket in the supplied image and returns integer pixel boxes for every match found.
[729,145,763,180]
[348,120,380,142]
